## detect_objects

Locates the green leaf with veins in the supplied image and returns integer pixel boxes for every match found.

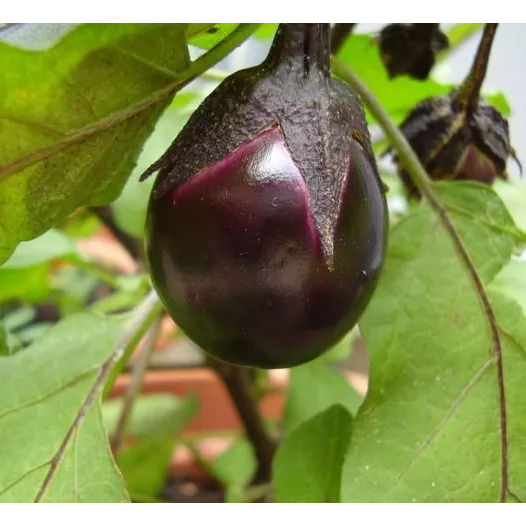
[341,182,526,503]
[0,23,190,265]
[0,311,129,502]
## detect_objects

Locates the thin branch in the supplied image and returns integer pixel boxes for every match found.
[332,58,509,503]
[34,290,161,503]
[455,24,499,110]
[201,69,229,82]
[90,205,144,263]
[110,314,163,454]
[0,23,260,183]
[206,357,276,485]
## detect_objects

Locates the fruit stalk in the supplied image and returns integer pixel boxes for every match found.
[456,23,499,109]
[265,23,331,75]
[208,358,276,486]
[90,205,144,263]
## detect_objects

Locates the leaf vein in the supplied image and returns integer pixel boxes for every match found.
[393,359,494,485]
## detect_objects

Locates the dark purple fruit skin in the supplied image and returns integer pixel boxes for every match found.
[378,23,449,80]
[143,24,388,369]
[389,93,520,199]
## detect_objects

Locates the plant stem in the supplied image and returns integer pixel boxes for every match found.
[111,314,162,454]
[102,292,164,399]
[330,23,355,55]
[331,58,441,205]
[90,205,144,263]
[207,357,276,485]
[332,57,509,503]
[201,68,229,82]
[455,23,499,110]
[35,290,161,503]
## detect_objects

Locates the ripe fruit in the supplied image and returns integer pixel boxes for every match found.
[141,24,388,368]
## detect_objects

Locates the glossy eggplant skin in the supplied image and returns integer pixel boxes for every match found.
[143,24,388,369]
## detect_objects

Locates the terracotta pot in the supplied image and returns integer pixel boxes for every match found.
[111,367,286,434]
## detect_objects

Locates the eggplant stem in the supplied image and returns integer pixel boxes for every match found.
[206,357,277,486]
[266,23,331,77]
[455,23,499,110]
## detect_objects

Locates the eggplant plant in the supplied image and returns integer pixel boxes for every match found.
[0,22,525,504]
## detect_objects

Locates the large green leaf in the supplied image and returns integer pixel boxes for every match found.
[341,182,526,503]
[0,311,129,502]
[273,405,353,503]
[0,23,190,265]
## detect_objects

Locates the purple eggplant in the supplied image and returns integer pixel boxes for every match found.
[141,24,388,368]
